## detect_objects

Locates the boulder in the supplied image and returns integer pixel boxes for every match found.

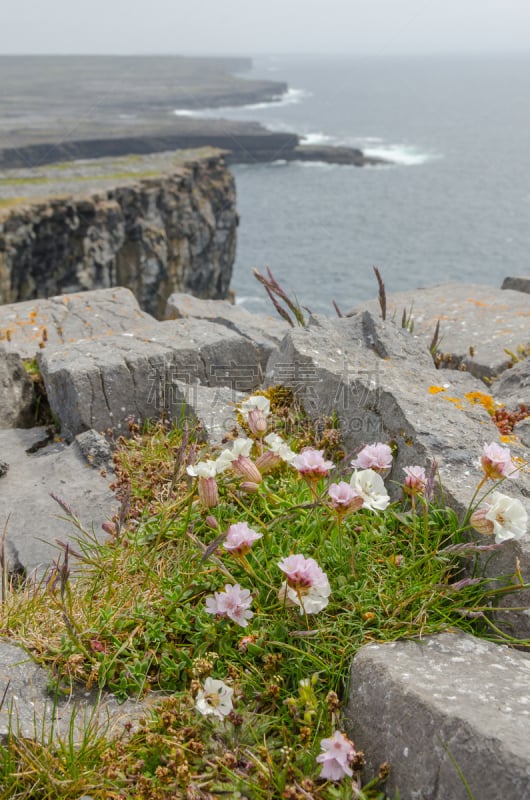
[0,344,34,427]
[346,632,530,800]
[347,283,530,381]
[0,427,117,576]
[491,358,530,408]
[0,639,159,745]
[38,318,263,441]
[502,276,530,294]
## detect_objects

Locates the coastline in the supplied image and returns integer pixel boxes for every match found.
[0,55,384,169]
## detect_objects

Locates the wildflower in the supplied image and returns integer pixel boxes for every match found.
[278,554,331,614]
[328,482,364,514]
[240,481,261,494]
[470,491,527,543]
[316,730,356,781]
[205,583,254,627]
[350,469,390,511]
[239,395,271,436]
[481,442,516,481]
[351,443,392,473]
[264,433,297,464]
[215,438,262,483]
[223,522,262,555]
[403,465,427,495]
[186,459,220,508]
[195,677,234,720]
[293,448,334,479]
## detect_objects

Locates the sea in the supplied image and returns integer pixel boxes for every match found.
[174,54,530,315]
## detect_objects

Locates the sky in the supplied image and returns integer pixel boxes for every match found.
[2,0,530,56]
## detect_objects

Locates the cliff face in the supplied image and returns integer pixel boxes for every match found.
[0,151,237,318]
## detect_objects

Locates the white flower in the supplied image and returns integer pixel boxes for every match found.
[195,677,234,719]
[350,469,390,511]
[215,438,253,472]
[485,491,527,543]
[186,459,219,478]
[278,554,331,615]
[239,395,271,418]
[205,583,254,627]
[264,433,297,464]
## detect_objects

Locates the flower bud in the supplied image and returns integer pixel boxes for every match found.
[247,407,268,436]
[102,521,117,536]
[205,515,219,529]
[232,455,262,484]
[198,476,219,509]
[240,481,261,494]
[470,507,495,536]
[255,450,282,473]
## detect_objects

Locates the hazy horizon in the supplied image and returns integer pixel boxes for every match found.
[2,0,530,57]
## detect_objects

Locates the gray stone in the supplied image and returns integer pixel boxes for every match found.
[346,632,530,800]
[0,427,117,576]
[165,291,288,370]
[491,358,530,408]
[0,344,34,427]
[0,287,154,360]
[38,318,263,441]
[502,276,530,294]
[174,380,243,445]
[75,429,113,468]
[265,311,530,637]
[0,640,160,745]
[348,283,530,380]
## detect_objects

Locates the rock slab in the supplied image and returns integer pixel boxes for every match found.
[346,632,530,800]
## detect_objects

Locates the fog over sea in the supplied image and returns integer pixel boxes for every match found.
[175,54,530,314]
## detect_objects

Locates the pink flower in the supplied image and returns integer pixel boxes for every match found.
[293,448,334,479]
[351,443,392,473]
[328,482,363,514]
[239,395,270,436]
[403,465,427,495]
[278,554,331,614]
[223,522,262,554]
[481,442,517,480]
[205,583,254,627]
[316,730,356,781]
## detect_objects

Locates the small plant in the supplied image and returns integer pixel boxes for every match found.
[0,393,528,798]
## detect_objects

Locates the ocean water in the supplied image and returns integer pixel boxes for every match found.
[176,54,530,315]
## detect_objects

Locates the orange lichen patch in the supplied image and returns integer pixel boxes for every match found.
[501,435,517,445]
[428,385,446,394]
[443,396,464,409]
[466,299,489,307]
[464,391,497,414]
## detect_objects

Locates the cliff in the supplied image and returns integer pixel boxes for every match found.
[0,149,237,318]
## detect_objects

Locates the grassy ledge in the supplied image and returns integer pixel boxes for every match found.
[0,388,528,799]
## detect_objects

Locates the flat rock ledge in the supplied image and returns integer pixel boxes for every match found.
[346,632,530,800]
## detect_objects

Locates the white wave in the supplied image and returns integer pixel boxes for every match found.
[362,143,440,166]
[173,87,310,118]
[300,131,334,146]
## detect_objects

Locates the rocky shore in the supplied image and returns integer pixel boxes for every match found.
[0,55,383,168]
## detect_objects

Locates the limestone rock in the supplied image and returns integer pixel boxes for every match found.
[0,287,154,361]
[346,632,530,800]
[0,344,34,427]
[0,427,117,576]
[165,291,288,369]
[0,639,159,745]
[38,318,262,441]
[75,429,113,468]
[348,283,530,380]
[491,358,530,408]
[502,276,530,294]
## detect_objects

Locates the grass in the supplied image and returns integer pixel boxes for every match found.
[0,389,528,799]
